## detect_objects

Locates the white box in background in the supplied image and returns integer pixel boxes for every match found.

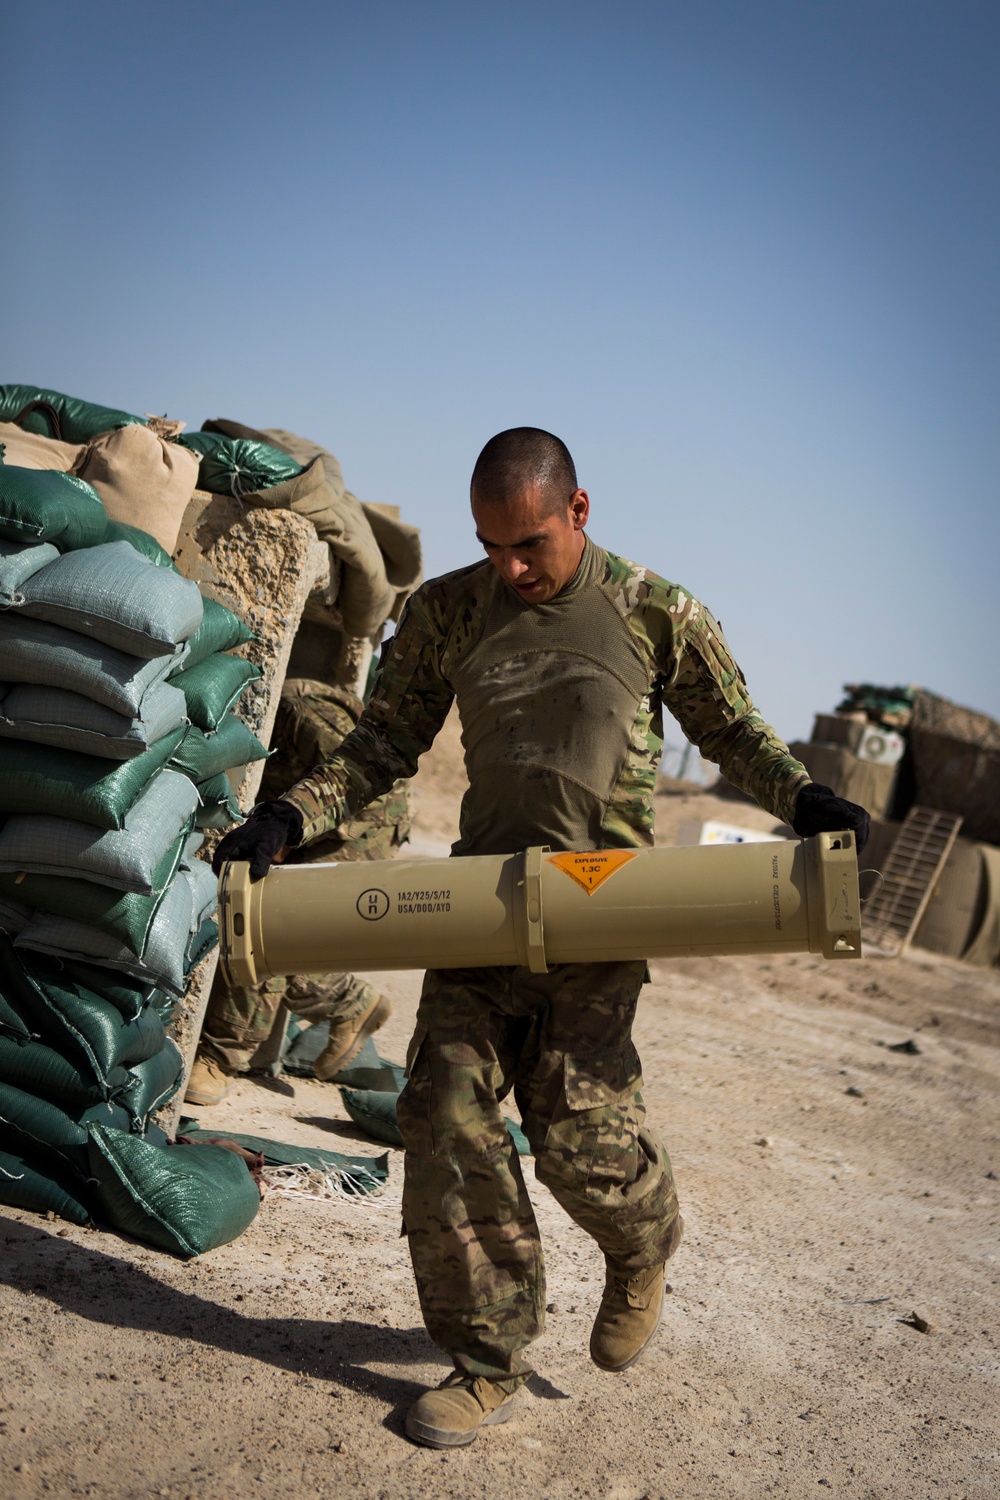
[675,818,786,847]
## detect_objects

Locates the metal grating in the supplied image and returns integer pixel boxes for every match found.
[863,806,964,951]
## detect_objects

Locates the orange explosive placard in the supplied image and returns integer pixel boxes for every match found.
[546,849,638,895]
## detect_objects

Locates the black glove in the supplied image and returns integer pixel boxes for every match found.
[792,783,870,854]
[211,800,304,880]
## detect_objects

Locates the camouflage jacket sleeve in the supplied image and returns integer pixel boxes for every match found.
[608,557,811,826]
[281,585,456,844]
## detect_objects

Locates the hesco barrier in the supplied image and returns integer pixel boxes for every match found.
[219,831,862,987]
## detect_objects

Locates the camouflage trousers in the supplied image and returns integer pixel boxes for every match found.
[396,960,681,1388]
[198,966,381,1074]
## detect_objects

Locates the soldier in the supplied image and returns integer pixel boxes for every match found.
[213,429,869,1447]
[185,678,411,1106]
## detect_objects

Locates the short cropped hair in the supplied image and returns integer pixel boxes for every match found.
[470,428,578,509]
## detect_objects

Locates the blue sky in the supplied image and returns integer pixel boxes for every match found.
[4,0,998,746]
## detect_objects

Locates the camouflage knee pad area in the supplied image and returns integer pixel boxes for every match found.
[198,968,379,1073]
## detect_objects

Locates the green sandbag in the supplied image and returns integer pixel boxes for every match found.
[169,716,268,782]
[0,1081,143,1180]
[0,931,43,1037]
[0,1032,129,1107]
[0,456,107,550]
[60,960,157,1021]
[169,653,261,733]
[186,917,219,972]
[118,1041,184,1130]
[339,1088,405,1147]
[6,947,166,1080]
[184,597,254,669]
[0,832,188,954]
[340,1086,531,1155]
[176,432,302,497]
[177,1119,389,1195]
[0,937,32,1039]
[104,520,178,570]
[0,989,31,1041]
[193,773,244,829]
[0,725,185,829]
[87,1123,261,1257]
[0,385,145,445]
[0,1144,91,1225]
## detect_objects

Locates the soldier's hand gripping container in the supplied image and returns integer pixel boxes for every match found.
[219,832,862,986]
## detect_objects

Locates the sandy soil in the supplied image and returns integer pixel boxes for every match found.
[2,710,998,1499]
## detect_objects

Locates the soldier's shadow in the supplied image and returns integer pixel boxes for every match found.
[0,1212,439,1432]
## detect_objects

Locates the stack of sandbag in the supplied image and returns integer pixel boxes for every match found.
[0,442,264,1250]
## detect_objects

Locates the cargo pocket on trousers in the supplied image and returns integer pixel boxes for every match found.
[541,1045,642,1193]
[396,1025,435,1156]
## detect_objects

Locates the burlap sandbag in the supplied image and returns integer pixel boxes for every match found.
[0,421,84,472]
[204,420,403,636]
[76,425,199,554]
[239,457,396,636]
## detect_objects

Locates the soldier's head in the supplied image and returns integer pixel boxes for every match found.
[470,427,589,604]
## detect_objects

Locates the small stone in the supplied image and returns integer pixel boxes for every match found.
[909,1311,935,1334]
[755,1137,773,1147]
[546,1302,560,1314]
[845,1086,864,1097]
[335,1441,347,1454]
[887,1039,921,1055]
[986,1170,998,1181]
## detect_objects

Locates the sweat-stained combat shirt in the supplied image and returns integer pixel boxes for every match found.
[283,536,811,859]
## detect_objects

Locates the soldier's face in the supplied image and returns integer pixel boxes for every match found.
[472,483,590,604]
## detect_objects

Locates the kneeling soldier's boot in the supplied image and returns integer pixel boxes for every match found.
[405,1371,519,1449]
[184,1054,236,1107]
[590,1259,668,1371]
[313,995,393,1081]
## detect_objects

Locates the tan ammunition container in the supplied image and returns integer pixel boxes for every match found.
[219,831,861,988]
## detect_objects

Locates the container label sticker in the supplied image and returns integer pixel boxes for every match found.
[547,849,638,894]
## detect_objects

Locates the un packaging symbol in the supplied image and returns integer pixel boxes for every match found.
[357,888,390,921]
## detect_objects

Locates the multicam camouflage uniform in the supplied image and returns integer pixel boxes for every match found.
[197,680,411,1075]
[282,538,810,1385]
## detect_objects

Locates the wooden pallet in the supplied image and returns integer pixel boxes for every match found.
[863,806,964,951]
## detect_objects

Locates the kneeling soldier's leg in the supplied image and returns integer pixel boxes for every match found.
[186,971,290,1104]
[286,971,393,1080]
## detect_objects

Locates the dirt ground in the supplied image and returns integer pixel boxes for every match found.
[2,710,998,1500]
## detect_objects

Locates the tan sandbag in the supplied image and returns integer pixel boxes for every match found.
[76,425,199,554]
[963,845,1000,968]
[787,741,897,819]
[240,458,395,637]
[0,422,84,472]
[204,420,420,632]
[362,501,423,619]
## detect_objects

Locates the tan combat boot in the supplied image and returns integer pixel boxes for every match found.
[590,1213,685,1370]
[405,1371,519,1448]
[313,995,393,1081]
[183,1054,236,1107]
